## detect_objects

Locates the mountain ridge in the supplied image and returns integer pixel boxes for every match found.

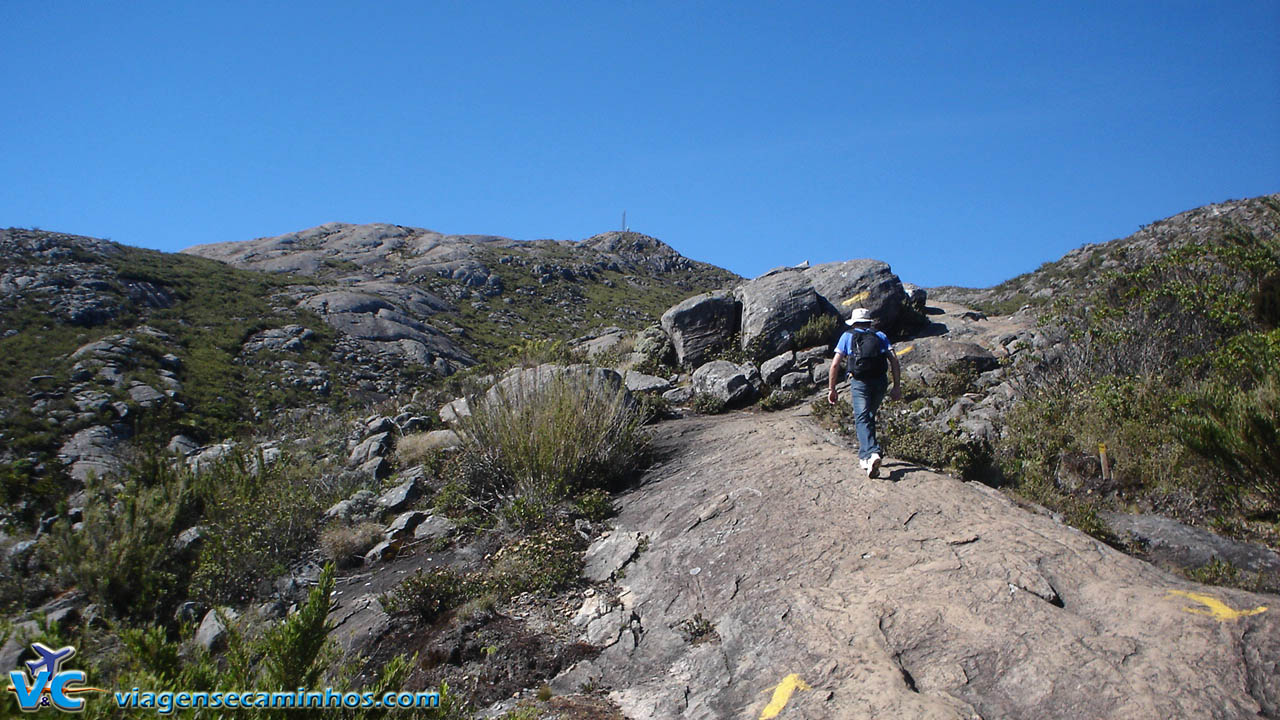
[2,194,1278,719]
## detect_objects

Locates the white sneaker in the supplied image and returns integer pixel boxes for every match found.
[858,457,869,473]
[868,453,882,479]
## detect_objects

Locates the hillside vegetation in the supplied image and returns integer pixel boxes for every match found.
[947,195,1280,577]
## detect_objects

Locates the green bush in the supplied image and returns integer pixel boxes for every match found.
[489,523,584,596]
[102,564,465,720]
[188,450,327,606]
[573,488,615,522]
[881,410,992,481]
[52,458,196,622]
[383,567,482,623]
[919,365,980,401]
[793,314,841,349]
[760,389,805,411]
[995,375,1205,505]
[633,391,673,424]
[690,393,727,415]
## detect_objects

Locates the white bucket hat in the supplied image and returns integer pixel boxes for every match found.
[846,308,874,325]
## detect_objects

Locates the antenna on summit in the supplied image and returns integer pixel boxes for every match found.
[621,210,627,232]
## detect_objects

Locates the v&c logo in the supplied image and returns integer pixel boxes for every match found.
[6,643,105,713]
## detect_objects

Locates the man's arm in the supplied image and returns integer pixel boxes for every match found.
[888,350,902,401]
[827,352,845,405]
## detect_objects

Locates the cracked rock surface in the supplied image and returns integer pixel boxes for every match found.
[579,407,1279,719]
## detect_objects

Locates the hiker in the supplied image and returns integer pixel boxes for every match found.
[827,307,901,478]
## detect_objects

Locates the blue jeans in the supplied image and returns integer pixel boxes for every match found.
[849,374,888,460]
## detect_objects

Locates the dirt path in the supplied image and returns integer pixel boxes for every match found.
[571,405,1279,720]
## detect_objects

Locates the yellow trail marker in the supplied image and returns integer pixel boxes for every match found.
[760,674,812,719]
[894,344,914,357]
[1168,590,1267,621]
[842,291,870,307]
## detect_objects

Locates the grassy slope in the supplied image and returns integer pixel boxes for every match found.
[0,234,346,520]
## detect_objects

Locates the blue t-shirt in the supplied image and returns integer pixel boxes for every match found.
[834,329,891,358]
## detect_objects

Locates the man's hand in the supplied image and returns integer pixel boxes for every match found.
[827,388,838,405]
[889,385,902,402]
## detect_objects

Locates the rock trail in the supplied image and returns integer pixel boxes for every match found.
[570,405,1279,720]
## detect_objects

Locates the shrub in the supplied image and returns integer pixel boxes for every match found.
[793,314,841,349]
[678,613,719,644]
[920,365,980,400]
[490,523,584,596]
[690,393,727,415]
[383,567,482,623]
[106,564,459,720]
[188,451,326,606]
[760,389,805,411]
[881,410,992,481]
[809,397,853,428]
[257,563,338,692]
[633,391,673,424]
[52,458,196,622]
[500,495,551,530]
[573,488,615,522]
[995,374,1210,501]
[459,370,647,501]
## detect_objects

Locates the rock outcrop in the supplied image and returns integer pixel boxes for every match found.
[734,269,836,359]
[660,292,740,367]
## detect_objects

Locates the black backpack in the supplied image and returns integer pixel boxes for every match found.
[847,330,888,379]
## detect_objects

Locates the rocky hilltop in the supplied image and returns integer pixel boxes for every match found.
[183,223,739,370]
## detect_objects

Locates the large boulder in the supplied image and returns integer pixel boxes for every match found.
[660,292,740,367]
[691,361,756,407]
[348,432,392,466]
[896,338,999,383]
[729,260,912,362]
[633,325,675,368]
[575,327,627,358]
[623,370,672,394]
[483,364,632,409]
[804,259,908,331]
[760,351,796,387]
[734,269,835,360]
[298,290,475,373]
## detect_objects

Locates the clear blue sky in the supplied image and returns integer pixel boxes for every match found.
[2,1,1277,288]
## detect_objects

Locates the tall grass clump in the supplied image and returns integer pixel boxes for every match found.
[1182,372,1280,511]
[458,369,646,506]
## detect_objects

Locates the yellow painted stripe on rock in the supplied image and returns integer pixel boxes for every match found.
[1168,590,1267,621]
[760,674,811,719]
[894,344,914,356]
[842,291,870,307]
